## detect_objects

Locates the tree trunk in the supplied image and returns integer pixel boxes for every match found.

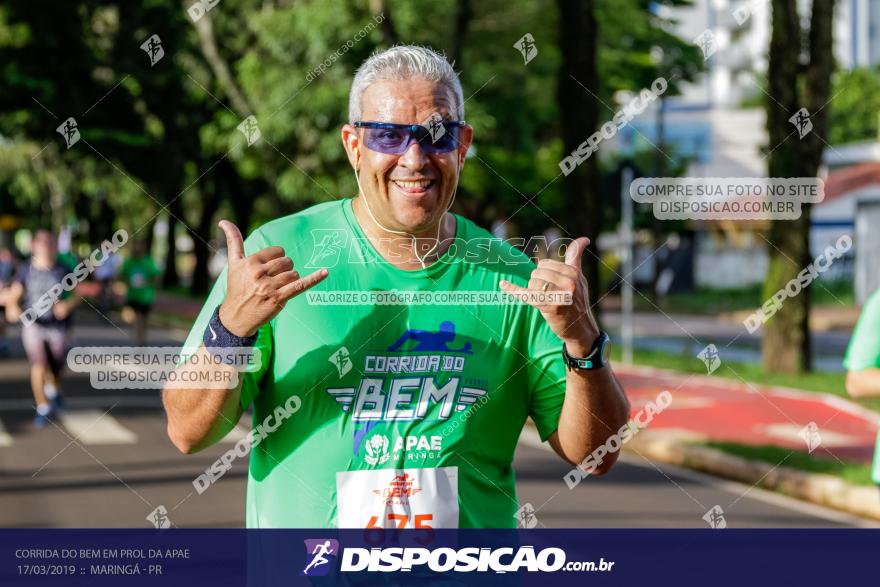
[762,0,834,373]
[228,165,257,234]
[556,0,602,324]
[649,97,667,303]
[368,0,399,46]
[142,216,157,255]
[449,0,472,69]
[189,174,224,296]
[162,199,182,288]
[192,7,253,116]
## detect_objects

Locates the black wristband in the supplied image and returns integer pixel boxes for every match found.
[203,306,257,364]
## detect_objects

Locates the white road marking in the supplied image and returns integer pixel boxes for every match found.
[0,397,162,411]
[58,410,137,445]
[0,418,12,447]
[758,422,864,447]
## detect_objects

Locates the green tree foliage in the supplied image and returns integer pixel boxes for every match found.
[0,0,702,291]
[827,67,880,145]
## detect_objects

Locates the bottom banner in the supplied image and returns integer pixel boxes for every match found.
[0,529,876,586]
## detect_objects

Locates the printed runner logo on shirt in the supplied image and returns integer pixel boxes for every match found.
[325,321,488,422]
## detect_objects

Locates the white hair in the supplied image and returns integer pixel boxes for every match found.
[348,45,464,123]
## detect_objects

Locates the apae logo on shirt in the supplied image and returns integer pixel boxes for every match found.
[360,433,444,465]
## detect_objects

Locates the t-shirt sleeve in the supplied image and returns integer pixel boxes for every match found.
[14,263,28,285]
[524,308,567,442]
[179,230,273,410]
[53,264,73,301]
[844,290,880,371]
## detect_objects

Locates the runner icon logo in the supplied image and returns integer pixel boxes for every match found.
[301,539,339,577]
[514,503,539,528]
[702,505,727,529]
[329,346,352,378]
[798,421,822,453]
[697,344,721,374]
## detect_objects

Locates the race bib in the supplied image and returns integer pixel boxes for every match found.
[335,467,459,529]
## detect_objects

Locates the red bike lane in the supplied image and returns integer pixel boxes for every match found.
[616,364,880,463]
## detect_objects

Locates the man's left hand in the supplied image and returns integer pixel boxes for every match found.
[499,236,600,357]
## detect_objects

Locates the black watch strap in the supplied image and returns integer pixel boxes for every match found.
[562,331,610,371]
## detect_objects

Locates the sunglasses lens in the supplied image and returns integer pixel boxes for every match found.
[361,123,461,155]
[363,127,409,154]
[424,124,459,154]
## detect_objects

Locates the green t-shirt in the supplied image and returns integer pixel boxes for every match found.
[846,290,880,485]
[122,256,159,305]
[844,288,880,371]
[182,198,567,528]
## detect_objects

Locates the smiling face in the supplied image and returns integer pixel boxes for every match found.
[342,77,472,235]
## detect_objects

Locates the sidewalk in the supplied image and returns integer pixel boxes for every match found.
[617,363,879,463]
[600,296,861,332]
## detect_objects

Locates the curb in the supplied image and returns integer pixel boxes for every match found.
[627,433,880,521]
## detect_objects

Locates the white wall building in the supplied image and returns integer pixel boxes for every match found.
[612,0,873,290]
[662,0,862,109]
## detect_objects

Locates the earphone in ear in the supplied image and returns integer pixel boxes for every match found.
[353,150,463,269]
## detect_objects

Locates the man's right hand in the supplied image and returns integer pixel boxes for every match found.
[217,220,328,337]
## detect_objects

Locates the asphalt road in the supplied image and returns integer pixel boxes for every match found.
[0,311,874,529]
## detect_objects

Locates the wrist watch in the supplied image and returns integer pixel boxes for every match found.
[562,331,611,371]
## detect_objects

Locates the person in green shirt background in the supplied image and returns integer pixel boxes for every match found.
[844,287,880,485]
[120,240,160,345]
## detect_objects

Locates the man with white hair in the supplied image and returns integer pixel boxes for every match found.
[164,45,630,528]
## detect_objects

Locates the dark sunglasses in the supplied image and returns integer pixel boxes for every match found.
[353,120,466,155]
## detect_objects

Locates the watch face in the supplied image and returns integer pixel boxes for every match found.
[600,336,611,364]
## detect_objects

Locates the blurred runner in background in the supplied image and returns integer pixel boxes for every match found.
[120,240,159,345]
[95,249,121,311]
[0,247,17,356]
[56,226,78,272]
[4,231,76,427]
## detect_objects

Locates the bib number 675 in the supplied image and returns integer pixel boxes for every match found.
[366,513,433,529]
